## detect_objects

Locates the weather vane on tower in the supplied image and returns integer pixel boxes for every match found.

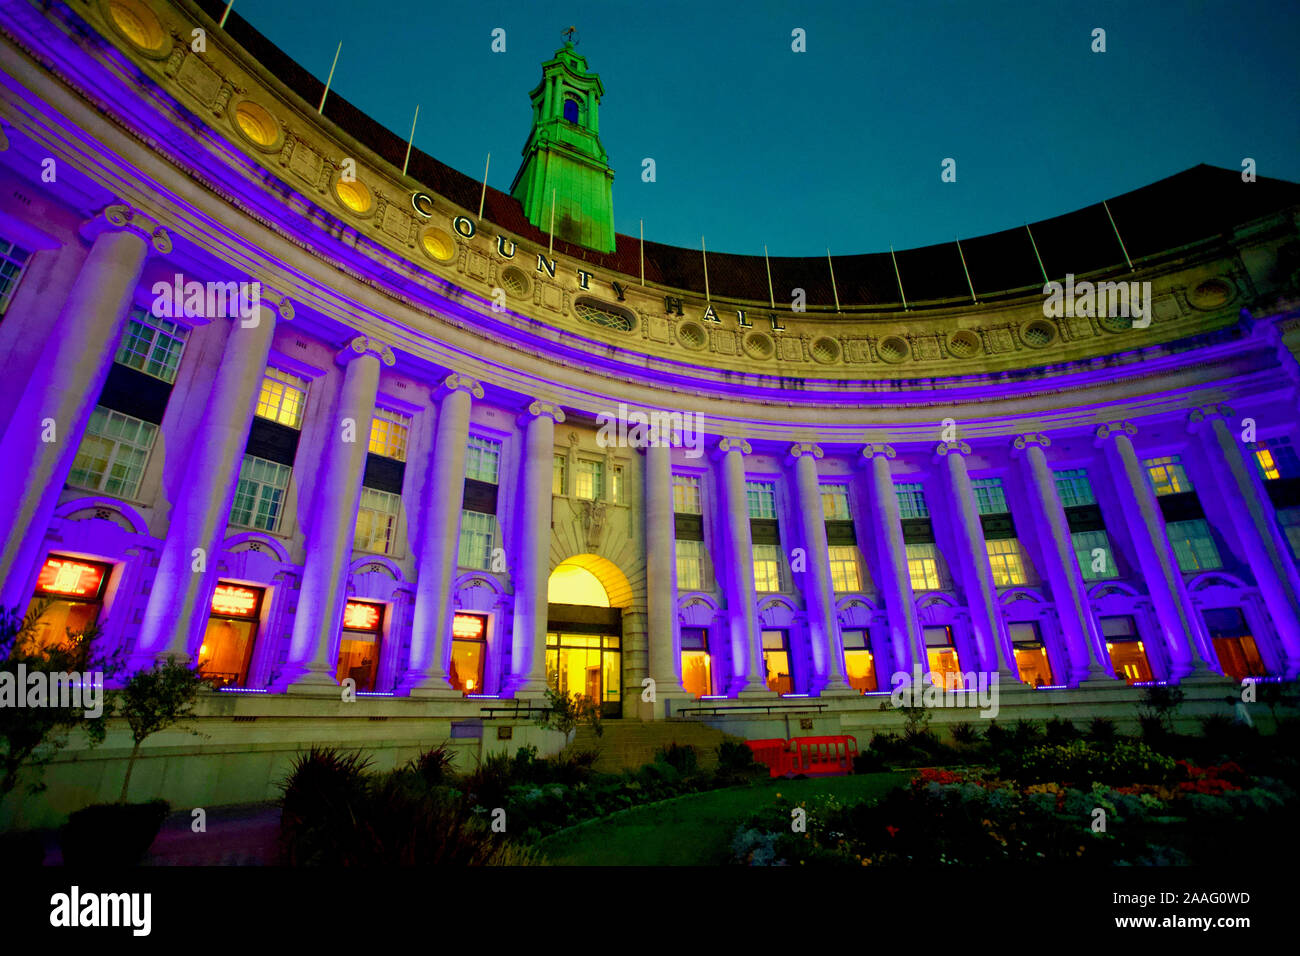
[562,25,579,46]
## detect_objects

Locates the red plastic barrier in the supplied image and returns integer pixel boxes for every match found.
[789,735,858,776]
[744,738,793,778]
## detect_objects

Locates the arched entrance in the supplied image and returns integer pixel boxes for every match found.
[546,555,632,718]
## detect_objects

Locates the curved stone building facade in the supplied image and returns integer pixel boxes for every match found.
[2,0,1300,815]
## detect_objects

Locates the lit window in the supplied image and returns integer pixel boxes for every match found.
[680,627,712,697]
[1071,529,1119,580]
[0,236,32,316]
[986,538,1029,587]
[337,601,383,692]
[675,539,707,591]
[458,510,497,569]
[673,473,702,514]
[575,459,604,500]
[67,406,157,499]
[24,555,110,654]
[1203,607,1267,682]
[230,455,291,532]
[1277,507,1300,562]
[449,613,487,693]
[465,436,501,484]
[199,583,263,687]
[611,465,624,504]
[972,478,1008,515]
[906,542,944,591]
[553,455,567,495]
[255,368,309,429]
[842,629,877,693]
[1166,518,1221,571]
[1102,615,1153,684]
[1143,456,1192,496]
[753,543,783,592]
[354,487,401,554]
[1054,468,1096,507]
[820,483,850,520]
[761,629,793,694]
[1254,438,1300,481]
[828,545,863,593]
[368,408,411,461]
[924,626,964,690]
[746,480,777,519]
[114,309,189,383]
[1009,621,1053,687]
[895,482,929,519]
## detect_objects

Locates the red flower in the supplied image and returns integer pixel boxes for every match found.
[885,825,901,838]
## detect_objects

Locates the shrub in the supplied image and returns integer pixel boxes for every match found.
[982,720,1011,752]
[461,751,515,810]
[1139,684,1185,734]
[60,800,169,865]
[717,740,760,772]
[546,748,600,786]
[1086,717,1118,743]
[1044,717,1080,744]
[999,740,1176,787]
[949,721,980,745]
[656,742,698,775]
[278,747,373,865]
[1012,719,1044,745]
[409,744,457,787]
[853,750,888,774]
[1137,714,1168,745]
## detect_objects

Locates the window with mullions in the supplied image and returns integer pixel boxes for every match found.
[971,478,1008,515]
[828,545,863,593]
[114,309,189,383]
[458,510,497,569]
[1101,615,1153,684]
[1166,518,1221,571]
[1143,456,1192,496]
[746,480,777,519]
[673,473,702,514]
[753,543,783,592]
[761,629,793,694]
[611,465,624,504]
[1071,529,1119,580]
[986,538,1029,587]
[1009,621,1053,687]
[680,627,712,697]
[895,482,929,519]
[552,455,567,495]
[68,407,158,499]
[906,542,944,591]
[368,408,411,461]
[842,629,877,693]
[230,454,291,532]
[575,459,604,501]
[465,436,501,484]
[355,487,401,554]
[1254,438,1300,481]
[820,483,850,520]
[676,539,707,591]
[255,368,309,429]
[1054,468,1096,507]
[0,237,32,316]
[1277,507,1300,562]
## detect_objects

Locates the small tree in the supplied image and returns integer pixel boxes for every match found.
[0,602,121,796]
[535,687,603,740]
[1139,684,1185,736]
[116,656,207,802]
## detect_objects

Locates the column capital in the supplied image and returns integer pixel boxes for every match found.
[1094,420,1137,446]
[933,439,971,461]
[258,286,295,322]
[785,442,823,465]
[1010,433,1051,456]
[713,436,752,459]
[84,203,172,253]
[860,443,896,462]
[524,400,566,423]
[1186,403,1234,434]
[439,372,484,400]
[339,335,396,367]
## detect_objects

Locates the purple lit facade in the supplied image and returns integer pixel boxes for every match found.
[2,0,1300,818]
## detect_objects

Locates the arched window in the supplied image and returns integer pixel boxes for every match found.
[563,97,580,124]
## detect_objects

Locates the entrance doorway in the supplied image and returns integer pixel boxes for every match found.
[546,555,631,718]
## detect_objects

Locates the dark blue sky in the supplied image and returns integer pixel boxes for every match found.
[235,0,1300,256]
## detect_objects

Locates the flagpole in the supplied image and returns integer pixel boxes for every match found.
[701,237,710,303]
[219,1,234,28]
[956,237,977,304]
[477,153,491,219]
[827,248,840,313]
[1026,223,1048,284]
[1103,200,1134,271]
[548,188,556,256]
[764,244,775,308]
[890,244,908,311]
[639,219,644,286]
[318,42,341,113]
[402,104,420,177]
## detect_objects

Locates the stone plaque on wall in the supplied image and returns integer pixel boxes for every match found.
[778,337,803,361]
[712,329,738,355]
[287,142,322,185]
[843,339,872,363]
[382,203,411,242]
[177,55,222,107]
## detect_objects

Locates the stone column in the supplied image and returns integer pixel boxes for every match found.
[713,437,768,695]
[1094,421,1215,677]
[0,204,170,609]
[934,440,1015,679]
[1188,404,1300,670]
[508,400,565,697]
[1010,433,1112,683]
[644,441,688,713]
[859,444,924,674]
[405,373,483,696]
[284,336,394,691]
[133,290,293,667]
[787,443,851,693]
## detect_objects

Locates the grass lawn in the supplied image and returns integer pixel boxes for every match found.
[532,771,908,866]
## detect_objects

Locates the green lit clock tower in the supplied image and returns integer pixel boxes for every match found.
[510,37,616,253]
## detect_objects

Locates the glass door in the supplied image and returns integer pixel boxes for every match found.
[546,632,622,717]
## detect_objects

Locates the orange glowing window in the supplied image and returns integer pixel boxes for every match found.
[452,613,485,639]
[211,584,261,619]
[35,556,109,599]
[343,601,383,632]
